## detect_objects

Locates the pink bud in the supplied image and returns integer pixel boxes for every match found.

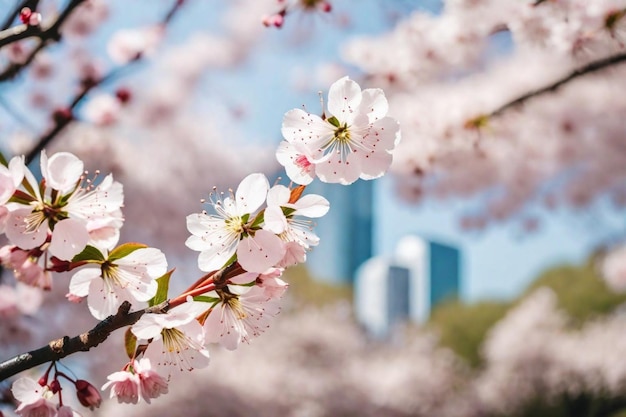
[115,87,132,104]
[29,13,42,26]
[320,1,332,12]
[19,8,31,24]
[75,379,102,410]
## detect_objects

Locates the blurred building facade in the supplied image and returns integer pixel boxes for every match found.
[306,179,374,284]
[354,236,462,337]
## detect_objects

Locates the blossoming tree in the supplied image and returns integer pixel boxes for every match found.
[2,0,626,415]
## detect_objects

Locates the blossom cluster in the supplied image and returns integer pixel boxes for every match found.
[1,76,400,414]
[342,0,626,227]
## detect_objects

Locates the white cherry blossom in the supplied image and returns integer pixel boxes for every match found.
[68,246,167,320]
[132,300,210,374]
[185,173,285,273]
[203,284,282,350]
[281,76,401,185]
[4,151,124,260]
[264,184,329,251]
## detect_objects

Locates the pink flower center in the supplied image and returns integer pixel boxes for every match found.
[295,154,312,169]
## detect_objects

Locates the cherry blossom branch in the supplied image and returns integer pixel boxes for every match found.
[0,300,169,383]
[22,0,187,165]
[0,259,241,382]
[0,0,86,82]
[0,23,44,48]
[1,0,40,31]
[489,52,626,118]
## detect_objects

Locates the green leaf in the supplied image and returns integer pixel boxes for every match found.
[72,245,106,262]
[124,328,137,360]
[222,252,237,269]
[193,295,220,304]
[0,152,8,167]
[327,116,340,127]
[149,269,173,307]
[108,242,148,261]
[282,207,296,217]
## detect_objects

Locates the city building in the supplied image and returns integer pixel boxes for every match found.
[354,235,461,337]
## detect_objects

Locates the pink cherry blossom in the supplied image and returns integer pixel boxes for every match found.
[275,140,317,185]
[107,26,164,65]
[11,377,57,417]
[4,151,124,260]
[281,76,401,185]
[82,94,122,126]
[134,358,169,403]
[101,369,141,404]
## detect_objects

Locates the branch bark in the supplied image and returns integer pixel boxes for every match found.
[0,0,87,82]
[1,0,41,31]
[0,300,169,383]
[22,0,187,165]
[489,52,626,118]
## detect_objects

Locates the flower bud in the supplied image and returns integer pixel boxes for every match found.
[75,379,102,410]
[49,379,61,393]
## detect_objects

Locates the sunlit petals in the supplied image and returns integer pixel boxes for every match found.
[327,76,363,125]
[236,230,285,273]
[48,218,90,260]
[40,150,83,194]
[204,286,280,350]
[5,208,48,250]
[276,141,317,185]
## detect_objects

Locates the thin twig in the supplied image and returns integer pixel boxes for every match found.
[0,0,86,82]
[1,0,40,31]
[489,52,626,118]
[22,0,187,165]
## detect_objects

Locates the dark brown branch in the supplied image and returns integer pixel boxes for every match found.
[489,52,626,118]
[22,0,188,165]
[0,300,169,383]
[1,0,41,31]
[0,0,87,82]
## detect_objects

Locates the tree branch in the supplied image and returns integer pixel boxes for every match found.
[489,52,626,118]
[1,0,41,31]
[0,300,169,383]
[0,0,86,82]
[22,0,188,165]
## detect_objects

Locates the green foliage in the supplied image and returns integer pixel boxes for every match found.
[72,245,106,262]
[108,242,148,261]
[124,328,137,360]
[149,269,173,307]
[428,257,626,367]
[283,264,352,307]
[522,262,626,326]
[428,300,510,367]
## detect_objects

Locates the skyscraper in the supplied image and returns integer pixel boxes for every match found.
[355,235,461,336]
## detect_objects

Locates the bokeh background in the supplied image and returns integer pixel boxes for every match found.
[2,0,626,416]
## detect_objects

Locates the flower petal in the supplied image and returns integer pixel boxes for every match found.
[234,173,268,216]
[327,76,362,125]
[237,230,285,273]
[49,218,90,260]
